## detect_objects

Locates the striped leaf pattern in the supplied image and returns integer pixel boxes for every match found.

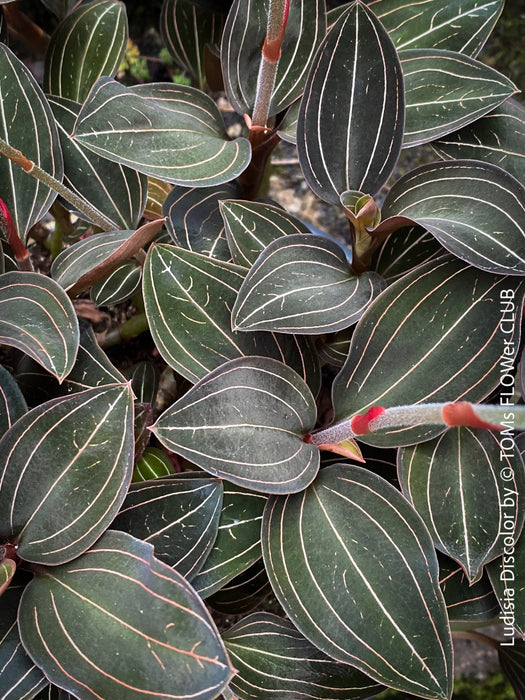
[398,428,525,583]
[0,363,27,438]
[223,612,385,700]
[164,182,240,261]
[191,483,267,597]
[143,243,321,391]
[132,446,172,481]
[0,272,79,381]
[0,384,134,565]
[220,199,310,268]
[0,575,48,699]
[49,96,147,230]
[332,256,525,447]
[0,45,63,242]
[161,0,225,90]
[382,160,525,275]
[372,225,444,284]
[439,555,500,624]
[221,0,326,117]
[145,177,172,219]
[401,49,517,147]
[208,560,272,615]
[277,96,300,144]
[44,0,128,102]
[232,234,384,334]
[51,230,132,291]
[0,557,15,592]
[433,97,525,183]
[18,530,234,699]
[499,640,525,699]
[297,1,404,204]
[152,356,319,494]
[73,78,251,186]
[90,259,142,306]
[369,0,504,57]
[262,464,453,698]
[127,360,159,404]
[111,476,223,580]
[488,529,525,638]
[316,328,353,368]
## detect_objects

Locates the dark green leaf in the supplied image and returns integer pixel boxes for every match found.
[488,529,525,638]
[164,182,240,261]
[223,612,385,700]
[111,475,222,579]
[438,555,500,625]
[18,530,234,699]
[370,0,504,57]
[152,356,319,494]
[0,557,15,592]
[0,272,79,381]
[297,1,404,204]
[382,160,525,275]
[0,384,134,565]
[191,483,267,597]
[499,640,525,700]
[398,428,525,582]
[233,234,384,333]
[221,0,326,117]
[143,243,321,391]
[0,573,48,699]
[127,360,159,404]
[207,560,271,615]
[132,446,173,481]
[277,97,300,144]
[90,259,142,306]
[262,464,453,698]
[220,199,310,268]
[316,328,353,368]
[372,225,444,284]
[332,256,525,447]
[401,49,517,147]
[0,45,63,242]
[0,363,27,437]
[73,78,251,186]
[432,97,525,183]
[49,95,147,230]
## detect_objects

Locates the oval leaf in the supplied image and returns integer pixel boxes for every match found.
[488,528,525,638]
[372,225,444,284]
[73,78,251,186]
[0,45,63,241]
[432,97,525,183]
[262,464,453,698]
[297,1,404,204]
[111,476,223,580]
[398,428,525,583]
[0,384,134,565]
[223,612,385,700]
[90,259,142,306]
[207,560,272,615]
[18,530,234,699]
[152,356,319,494]
[439,555,500,625]
[0,271,79,381]
[0,363,27,438]
[401,49,517,147]
[232,234,384,333]
[191,483,268,597]
[332,256,525,446]
[382,160,525,275]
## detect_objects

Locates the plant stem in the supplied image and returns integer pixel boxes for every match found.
[103,312,150,348]
[0,138,116,232]
[0,199,32,271]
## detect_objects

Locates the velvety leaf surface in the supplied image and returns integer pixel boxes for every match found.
[221,199,310,268]
[111,476,223,579]
[438,555,500,624]
[233,235,384,334]
[277,97,300,144]
[262,464,453,698]
[207,560,271,615]
[0,45,63,241]
[164,182,240,261]
[372,225,444,284]
[127,360,159,405]
[398,428,525,582]
[191,483,267,597]
[44,0,127,102]
[18,530,234,699]
[223,612,385,700]
[401,49,516,146]
[297,1,404,204]
[488,528,525,638]
[143,243,321,391]
[90,259,142,306]
[221,0,326,117]
[152,356,319,494]
[332,256,525,446]
[433,97,525,183]
[0,272,79,381]
[316,328,353,368]
[0,574,48,699]
[73,78,251,186]
[0,363,27,437]
[369,0,503,56]
[382,160,525,275]
[49,95,147,230]
[0,384,134,565]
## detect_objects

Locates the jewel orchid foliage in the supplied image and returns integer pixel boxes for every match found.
[0,1,524,699]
